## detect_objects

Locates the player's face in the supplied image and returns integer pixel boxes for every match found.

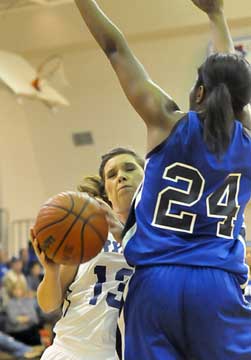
[103,154,144,217]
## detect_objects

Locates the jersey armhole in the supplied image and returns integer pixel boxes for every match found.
[146,114,188,159]
[243,127,251,138]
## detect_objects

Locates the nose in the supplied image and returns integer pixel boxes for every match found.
[117,171,127,183]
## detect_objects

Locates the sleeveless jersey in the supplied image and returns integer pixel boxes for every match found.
[53,233,133,359]
[123,111,251,285]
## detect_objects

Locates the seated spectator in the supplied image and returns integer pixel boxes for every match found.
[0,330,44,359]
[0,247,8,315]
[19,247,31,276]
[0,247,8,286]
[5,283,41,346]
[28,240,37,263]
[2,256,28,305]
[27,261,43,295]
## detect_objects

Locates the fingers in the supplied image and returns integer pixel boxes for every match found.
[30,227,43,260]
[33,238,42,258]
[96,198,114,220]
[96,198,111,210]
[95,199,123,241]
[30,228,59,270]
[30,227,35,242]
[191,0,223,14]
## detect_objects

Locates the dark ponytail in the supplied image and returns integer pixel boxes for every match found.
[195,53,251,157]
[203,83,234,156]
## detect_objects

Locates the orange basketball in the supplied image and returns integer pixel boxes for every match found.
[33,191,108,265]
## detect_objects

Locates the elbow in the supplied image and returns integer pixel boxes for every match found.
[104,38,118,58]
[38,301,61,314]
[104,30,126,58]
[37,291,62,313]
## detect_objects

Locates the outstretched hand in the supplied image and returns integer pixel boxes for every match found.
[191,0,223,15]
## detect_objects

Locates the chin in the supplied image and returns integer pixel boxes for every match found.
[119,193,133,207]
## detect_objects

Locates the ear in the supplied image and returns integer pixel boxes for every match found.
[195,85,205,104]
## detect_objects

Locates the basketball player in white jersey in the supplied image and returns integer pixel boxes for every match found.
[31,147,144,360]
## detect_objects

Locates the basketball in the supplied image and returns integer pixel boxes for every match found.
[33,191,108,265]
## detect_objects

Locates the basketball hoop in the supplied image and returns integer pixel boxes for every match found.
[0,50,70,108]
[31,77,41,91]
[31,54,68,92]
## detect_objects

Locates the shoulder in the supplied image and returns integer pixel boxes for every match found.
[146,112,200,158]
[146,111,187,153]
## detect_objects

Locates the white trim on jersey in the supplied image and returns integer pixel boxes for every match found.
[117,274,133,360]
[238,232,249,289]
[122,223,137,250]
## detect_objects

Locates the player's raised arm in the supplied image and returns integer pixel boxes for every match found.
[191,0,251,131]
[75,0,183,151]
[191,0,234,53]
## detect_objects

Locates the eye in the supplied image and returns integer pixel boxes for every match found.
[125,164,136,172]
[107,171,116,179]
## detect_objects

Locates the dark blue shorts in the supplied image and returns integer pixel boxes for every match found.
[123,265,251,360]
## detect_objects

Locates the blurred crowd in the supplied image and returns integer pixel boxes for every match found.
[0,242,60,358]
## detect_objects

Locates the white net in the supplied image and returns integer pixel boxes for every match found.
[34,55,69,90]
[0,50,70,107]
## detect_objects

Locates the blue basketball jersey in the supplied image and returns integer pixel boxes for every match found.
[123,111,251,284]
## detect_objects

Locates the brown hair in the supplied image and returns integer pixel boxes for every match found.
[77,175,109,203]
[99,147,144,181]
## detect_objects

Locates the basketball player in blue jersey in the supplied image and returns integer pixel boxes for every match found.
[75,0,251,359]
[31,148,144,360]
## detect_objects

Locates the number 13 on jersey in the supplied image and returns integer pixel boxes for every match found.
[89,266,133,309]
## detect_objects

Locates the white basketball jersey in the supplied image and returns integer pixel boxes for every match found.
[53,233,133,359]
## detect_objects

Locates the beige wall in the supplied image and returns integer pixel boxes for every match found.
[0,1,251,249]
[245,204,251,241]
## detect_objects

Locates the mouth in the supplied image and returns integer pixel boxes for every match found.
[118,185,133,192]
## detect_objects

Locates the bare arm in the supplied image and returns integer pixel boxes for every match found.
[31,234,78,313]
[75,0,183,151]
[208,11,234,53]
[37,263,77,313]
[191,0,234,53]
[191,0,251,130]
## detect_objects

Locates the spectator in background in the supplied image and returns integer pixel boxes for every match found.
[0,247,8,286]
[28,241,38,263]
[0,330,44,359]
[0,248,9,316]
[27,261,43,295]
[20,247,31,276]
[2,257,28,304]
[5,283,41,345]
